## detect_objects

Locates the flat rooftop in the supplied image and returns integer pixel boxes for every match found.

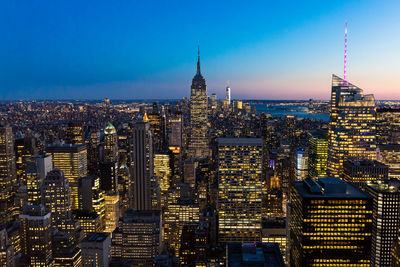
[294,177,370,199]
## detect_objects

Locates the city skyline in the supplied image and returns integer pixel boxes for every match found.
[1,0,400,100]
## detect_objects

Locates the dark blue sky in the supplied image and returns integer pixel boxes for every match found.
[1,0,399,100]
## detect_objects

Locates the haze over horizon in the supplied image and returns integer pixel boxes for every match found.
[1,0,400,100]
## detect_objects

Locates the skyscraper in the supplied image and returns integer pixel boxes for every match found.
[26,154,52,205]
[132,119,153,210]
[19,204,53,266]
[66,122,85,145]
[103,123,118,163]
[289,177,372,266]
[327,75,376,177]
[111,209,161,264]
[365,180,400,267]
[308,130,328,179]
[153,153,171,208]
[0,125,17,224]
[46,144,88,210]
[217,137,263,242]
[42,170,72,232]
[104,193,119,233]
[188,49,209,159]
[226,86,231,104]
[343,160,388,188]
[81,232,111,267]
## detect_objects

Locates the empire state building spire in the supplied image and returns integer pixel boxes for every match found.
[197,45,201,76]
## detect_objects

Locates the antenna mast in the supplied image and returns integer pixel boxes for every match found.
[344,21,347,83]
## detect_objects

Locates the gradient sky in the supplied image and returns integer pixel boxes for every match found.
[1,0,400,100]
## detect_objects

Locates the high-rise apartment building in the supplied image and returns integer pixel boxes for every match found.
[46,144,88,210]
[289,177,372,266]
[132,120,153,210]
[188,50,209,159]
[217,137,263,242]
[327,75,376,177]
[308,130,328,178]
[366,180,400,267]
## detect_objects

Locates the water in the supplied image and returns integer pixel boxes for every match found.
[252,103,330,122]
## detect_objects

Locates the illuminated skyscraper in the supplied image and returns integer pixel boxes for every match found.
[46,144,88,210]
[26,154,52,205]
[104,193,119,233]
[15,134,37,184]
[217,137,263,242]
[0,125,17,224]
[132,120,153,210]
[327,75,376,177]
[100,124,119,194]
[66,122,85,145]
[111,209,161,264]
[308,130,328,178]
[376,108,400,144]
[103,123,118,163]
[42,170,73,231]
[163,183,200,256]
[87,131,101,175]
[365,180,400,267]
[188,49,209,159]
[78,175,105,228]
[153,153,171,208]
[19,204,53,266]
[148,103,164,153]
[296,150,308,180]
[289,177,372,267]
[168,115,182,153]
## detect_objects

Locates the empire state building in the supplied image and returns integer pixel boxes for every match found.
[188,49,209,159]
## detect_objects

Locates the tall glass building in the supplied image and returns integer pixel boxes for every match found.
[327,75,376,177]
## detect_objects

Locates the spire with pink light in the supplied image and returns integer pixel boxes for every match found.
[344,21,347,84]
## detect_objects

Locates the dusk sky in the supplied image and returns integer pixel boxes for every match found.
[1,0,400,100]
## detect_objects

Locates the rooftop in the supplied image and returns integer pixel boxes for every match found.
[82,232,110,243]
[294,177,370,199]
[227,242,285,267]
